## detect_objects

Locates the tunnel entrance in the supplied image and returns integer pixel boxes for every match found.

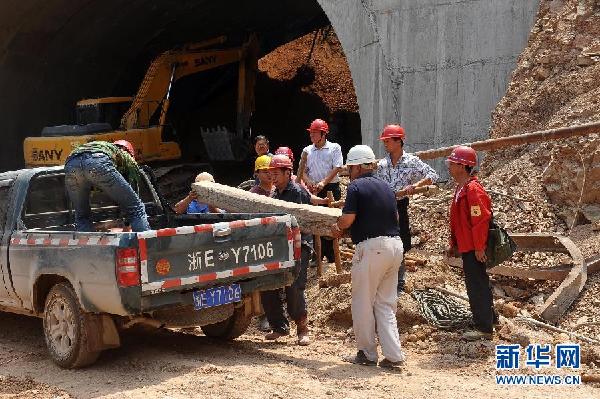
[166,27,361,186]
[252,28,362,173]
[0,0,362,194]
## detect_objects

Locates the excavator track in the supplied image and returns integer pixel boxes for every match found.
[152,163,213,206]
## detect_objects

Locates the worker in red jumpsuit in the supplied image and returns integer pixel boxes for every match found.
[446,146,495,341]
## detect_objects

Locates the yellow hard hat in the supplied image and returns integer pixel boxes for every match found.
[255,155,272,171]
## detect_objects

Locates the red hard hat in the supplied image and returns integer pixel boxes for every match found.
[275,146,294,163]
[447,145,477,167]
[306,119,329,133]
[113,140,136,159]
[269,154,293,170]
[379,124,405,140]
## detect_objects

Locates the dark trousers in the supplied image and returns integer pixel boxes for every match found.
[316,182,341,262]
[396,198,411,288]
[462,251,495,333]
[261,245,310,334]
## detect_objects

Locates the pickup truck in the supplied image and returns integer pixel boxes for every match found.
[0,166,300,368]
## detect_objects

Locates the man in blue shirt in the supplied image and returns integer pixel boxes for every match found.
[174,172,221,214]
[332,145,405,369]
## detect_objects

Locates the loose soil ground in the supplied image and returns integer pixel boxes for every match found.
[1,299,598,399]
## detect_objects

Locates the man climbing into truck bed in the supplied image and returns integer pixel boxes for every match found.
[64,139,150,232]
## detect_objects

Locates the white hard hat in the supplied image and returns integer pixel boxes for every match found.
[346,145,376,166]
[195,172,215,183]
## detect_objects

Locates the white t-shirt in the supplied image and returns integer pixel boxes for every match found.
[303,140,344,183]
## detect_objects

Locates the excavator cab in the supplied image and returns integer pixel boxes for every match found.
[76,97,133,129]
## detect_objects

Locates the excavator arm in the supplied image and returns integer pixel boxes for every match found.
[23,36,258,168]
[121,36,258,136]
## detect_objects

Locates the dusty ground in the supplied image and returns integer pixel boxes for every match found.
[1,265,599,399]
[1,305,598,399]
[3,2,600,398]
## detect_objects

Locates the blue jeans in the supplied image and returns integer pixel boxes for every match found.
[260,245,309,333]
[64,152,150,232]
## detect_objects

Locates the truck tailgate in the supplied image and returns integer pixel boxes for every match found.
[137,215,297,294]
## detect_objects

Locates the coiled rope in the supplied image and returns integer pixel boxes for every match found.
[411,289,472,329]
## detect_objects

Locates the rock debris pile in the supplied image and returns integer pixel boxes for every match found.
[305,0,600,375]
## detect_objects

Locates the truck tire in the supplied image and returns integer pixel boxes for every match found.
[201,306,253,340]
[43,283,101,368]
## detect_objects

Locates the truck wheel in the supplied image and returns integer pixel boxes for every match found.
[43,283,100,368]
[201,306,253,340]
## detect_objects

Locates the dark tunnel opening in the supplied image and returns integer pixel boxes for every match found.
[159,28,362,185]
[0,0,361,190]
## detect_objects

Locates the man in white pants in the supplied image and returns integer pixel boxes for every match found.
[332,145,406,368]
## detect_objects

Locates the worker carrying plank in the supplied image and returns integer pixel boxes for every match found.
[332,145,405,369]
[261,154,329,346]
[301,118,344,263]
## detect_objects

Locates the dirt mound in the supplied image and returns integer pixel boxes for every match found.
[258,29,358,114]
[490,0,600,138]
[540,138,600,225]
[486,0,600,225]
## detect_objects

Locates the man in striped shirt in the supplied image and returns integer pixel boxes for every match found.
[301,118,344,263]
[375,125,438,293]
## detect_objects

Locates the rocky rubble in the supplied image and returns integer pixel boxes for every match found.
[487,0,600,226]
[483,0,600,344]
[0,375,71,398]
[277,0,600,378]
[258,29,358,114]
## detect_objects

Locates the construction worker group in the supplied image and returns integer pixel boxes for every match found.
[246,119,493,368]
[63,118,493,370]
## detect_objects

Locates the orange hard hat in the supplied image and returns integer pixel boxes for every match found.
[379,124,405,140]
[269,154,293,170]
[274,146,294,163]
[447,146,477,167]
[113,140,136,159]
[306,119,329,133]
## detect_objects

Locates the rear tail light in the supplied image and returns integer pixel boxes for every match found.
[116,247,140,287]
[292,226,302,260]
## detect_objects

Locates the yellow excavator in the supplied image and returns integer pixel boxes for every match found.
[23,35,258,199]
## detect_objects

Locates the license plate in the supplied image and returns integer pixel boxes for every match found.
[187,240,278,273]
[192,284,242,310]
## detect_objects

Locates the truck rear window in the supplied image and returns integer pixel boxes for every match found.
[23,172,157,229]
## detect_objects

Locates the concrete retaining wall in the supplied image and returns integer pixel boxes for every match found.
[319,0,540,167]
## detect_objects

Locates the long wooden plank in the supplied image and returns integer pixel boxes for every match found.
[192,181,341,236]
[538,236,587,322]
[445,233,589,323]
[327,191,343,274]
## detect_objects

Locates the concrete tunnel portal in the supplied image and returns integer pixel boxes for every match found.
[0,0,540,180]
